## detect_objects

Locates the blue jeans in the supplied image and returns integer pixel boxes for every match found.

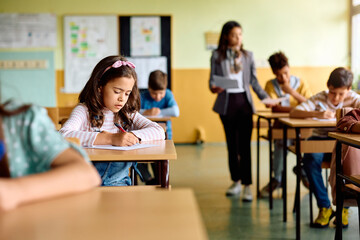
[93,162,137,186]
[302,136,332,208]
[273,139,293,182]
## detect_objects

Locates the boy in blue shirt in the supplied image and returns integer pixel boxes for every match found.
[138,70,179,184]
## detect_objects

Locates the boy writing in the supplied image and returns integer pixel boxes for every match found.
[260,51,312,197]
[138,70,179,184]
[290,67,360,228]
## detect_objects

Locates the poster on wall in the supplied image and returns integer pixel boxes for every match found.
[63,15,118,93]
[0,13,56,48]
[127,57,167,89]
[130,16,161,56]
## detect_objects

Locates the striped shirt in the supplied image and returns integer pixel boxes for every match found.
[295,90,360,112]
[295,90,360,136]
[59,104,165,146]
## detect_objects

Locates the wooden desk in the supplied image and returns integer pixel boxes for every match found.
[254,111,289,210]
[146,116,172,122]
[85,140,177,188]
[279,118,335,240]
[328,132,360,240]
[0,188,208,240]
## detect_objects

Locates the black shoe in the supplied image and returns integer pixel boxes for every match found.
[292,166,310,189]
[145,178,157,185]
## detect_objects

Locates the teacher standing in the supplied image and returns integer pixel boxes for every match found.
[209,21,270,201]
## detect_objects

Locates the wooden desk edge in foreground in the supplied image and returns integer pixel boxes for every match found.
[0,188,208,240]
[85,140,177,161]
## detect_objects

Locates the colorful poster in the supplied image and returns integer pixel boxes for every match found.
[130,17,161,56]
[63,15,118,93]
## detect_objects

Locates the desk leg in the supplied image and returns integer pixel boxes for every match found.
[283,125,287,222]
[257,117,261,198]
[295,127,301,240]
[268,119,273,209]
[160,160,169,188]
[335,141,343,240]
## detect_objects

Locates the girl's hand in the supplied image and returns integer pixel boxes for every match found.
[317,110,335,119]
[143,108,161,116]
[111,132,140,146]
[210,86,224,94]
[0,179,20,211]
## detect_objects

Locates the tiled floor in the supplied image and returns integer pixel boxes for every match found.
[168,142,359,240]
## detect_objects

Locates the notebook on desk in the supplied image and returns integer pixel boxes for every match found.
[84,144,159,151]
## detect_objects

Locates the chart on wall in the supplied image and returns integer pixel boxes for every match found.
[130,16,161,56]
[63,15,118,93]
[0,13,57,48]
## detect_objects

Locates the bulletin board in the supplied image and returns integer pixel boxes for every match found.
[119,16,172,90]
[0,51,55,106]
[63,15,119,93]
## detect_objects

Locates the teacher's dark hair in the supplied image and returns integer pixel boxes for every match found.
[217,21,246,61]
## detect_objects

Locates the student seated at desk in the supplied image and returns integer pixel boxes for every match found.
[60,56,165,187]
[138,70,179,185]
[329,108,360,228]
[0,100,100,211]
[290,67,360,228]
[260,51,312,197]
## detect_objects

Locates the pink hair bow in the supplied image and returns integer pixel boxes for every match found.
[102,60,136,76]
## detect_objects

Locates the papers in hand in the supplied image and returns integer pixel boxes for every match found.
[261,97,287,105]
[84,143,159,151]
[213,75,239,89]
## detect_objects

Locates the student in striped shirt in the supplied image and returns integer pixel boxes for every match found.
[60,56,165,186]
[290,67,360,228]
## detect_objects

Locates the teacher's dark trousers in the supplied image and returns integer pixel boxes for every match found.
[220,92,253,185]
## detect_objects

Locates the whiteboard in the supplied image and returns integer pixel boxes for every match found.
[63,15,119,93]
[0,13,56,48]
[127,57,167,89]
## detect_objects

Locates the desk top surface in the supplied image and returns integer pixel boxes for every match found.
[0,188,208,240]
[85,140,177,161]
[146,116,172,122]
[328,132,360,147]
[254,111,289,119]
[279,117,336,128]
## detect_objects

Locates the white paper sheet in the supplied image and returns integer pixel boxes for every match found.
[312,118,336,122]
[213,75,239,89]
[261,97,287,105]
[127,57,167,89]
[84,144,159,151]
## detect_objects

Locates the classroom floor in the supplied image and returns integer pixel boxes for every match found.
[168,142,359,240]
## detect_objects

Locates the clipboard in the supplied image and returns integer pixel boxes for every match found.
[213,75,239,89]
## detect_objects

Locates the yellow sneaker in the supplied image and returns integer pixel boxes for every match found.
[313,207,335,228]
[334,208,349,228]
[342,208,349,228]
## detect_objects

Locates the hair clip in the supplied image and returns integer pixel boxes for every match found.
[101,60,136,77]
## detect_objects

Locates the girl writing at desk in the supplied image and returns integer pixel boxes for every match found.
[60,55,165,186]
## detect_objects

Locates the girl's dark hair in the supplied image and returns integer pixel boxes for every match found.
[79,55,140,129]
[268,51,289,73]
[0,101,31,177]
[216,21,246,61]
[327,67,353,89]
